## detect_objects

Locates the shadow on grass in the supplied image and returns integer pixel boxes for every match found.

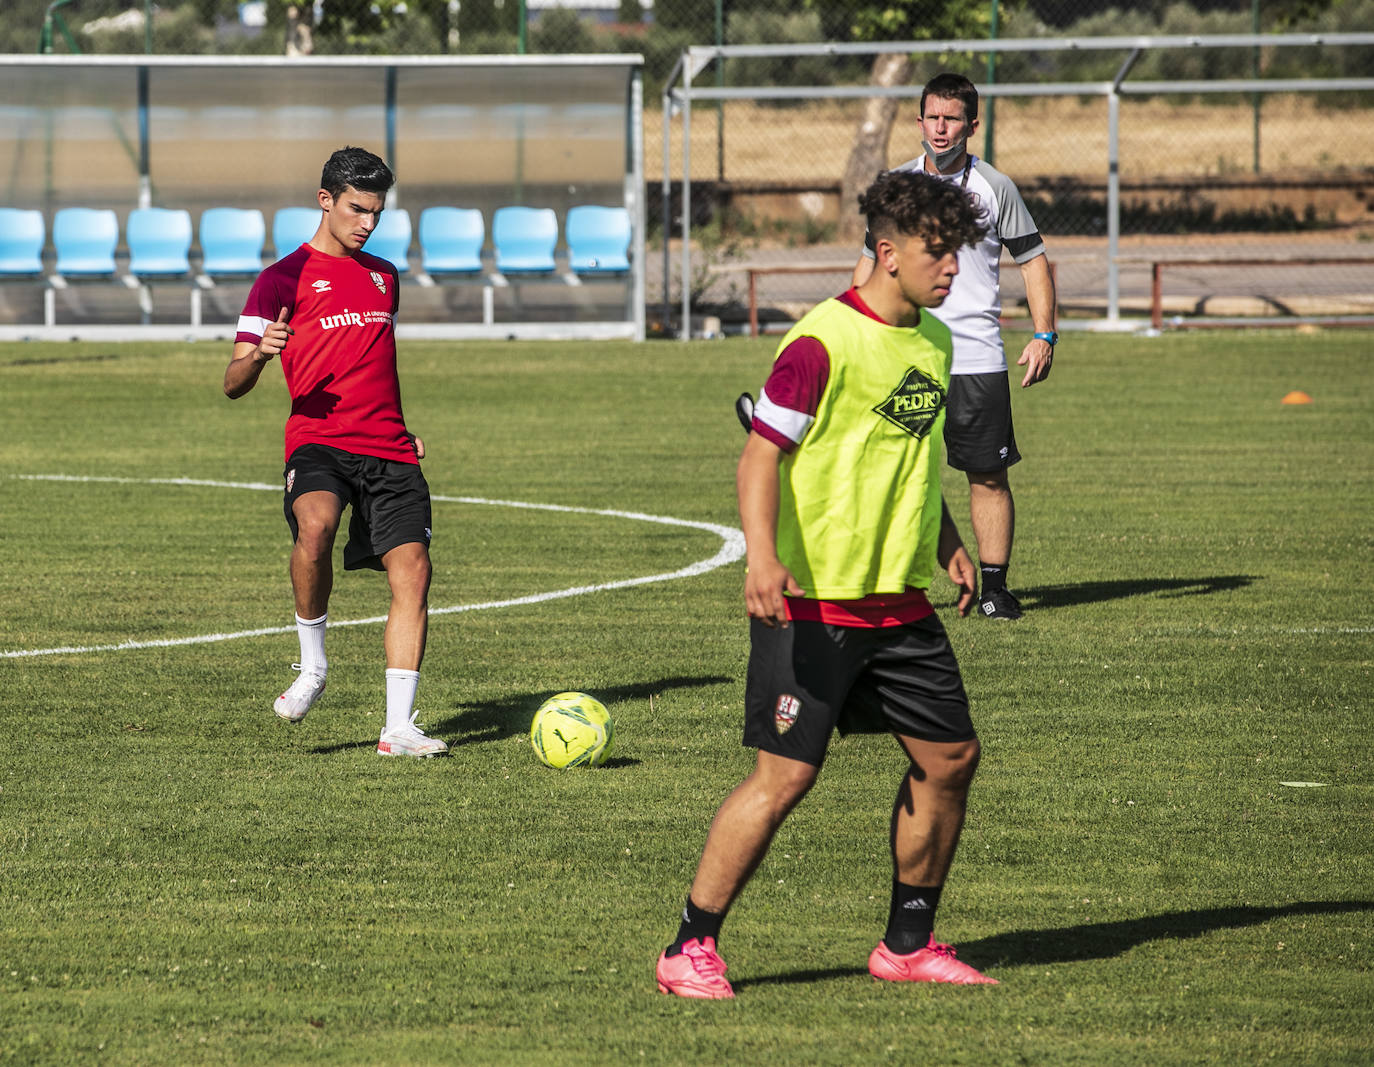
[1018,574,1259,611]
[732,900,1373,989]
[966,899,1374,968]
[928,576,1259,616]
[308,675,730,755]
[432,674,734,745]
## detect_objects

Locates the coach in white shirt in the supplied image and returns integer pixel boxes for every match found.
[853,72,1058,620]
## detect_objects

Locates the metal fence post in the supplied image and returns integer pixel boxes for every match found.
[680,80,692,341]
[1107,87,1119,322]
[1108,47,1142,323]
[629,66,646,342]
[661,52,684,338]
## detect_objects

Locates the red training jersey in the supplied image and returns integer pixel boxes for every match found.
[236,244,415,465]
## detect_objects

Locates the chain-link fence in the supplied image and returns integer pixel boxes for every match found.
[19,2,1372,83]
[10,0,1374,328]
[20,1,1371,213]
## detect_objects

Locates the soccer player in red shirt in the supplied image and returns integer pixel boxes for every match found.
[223,146,446,758]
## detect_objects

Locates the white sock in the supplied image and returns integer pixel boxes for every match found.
[385,668,420,732]
[296,613,327,676]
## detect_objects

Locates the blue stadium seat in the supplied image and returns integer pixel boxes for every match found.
[199,207,266,277]
[0,208,45,276]
[492,206,557,275]
[419,207,485,275]
[48,208,121,328]
[272,207,319,259]
[565,205,631,274]
[127,208,193,277]
[126,207,197,325]
[52,207,119,276]
[365,208,411,273]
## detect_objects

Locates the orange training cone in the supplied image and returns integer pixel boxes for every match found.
[1281,391,1313,405]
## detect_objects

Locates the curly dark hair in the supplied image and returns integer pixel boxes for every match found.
[858,169,988,257]
[320,146,395,198]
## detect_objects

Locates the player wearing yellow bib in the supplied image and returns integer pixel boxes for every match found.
[656,170,997,999]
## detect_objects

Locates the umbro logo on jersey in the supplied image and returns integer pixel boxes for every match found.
[874,366,946,439]
[370,271,387,295]
[312,279,331,293]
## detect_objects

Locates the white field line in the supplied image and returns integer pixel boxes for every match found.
[4,474,746,660]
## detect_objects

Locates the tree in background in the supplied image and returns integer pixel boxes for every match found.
[653,0,717,39]
[817,0,1004,242]
[531,7,596,52]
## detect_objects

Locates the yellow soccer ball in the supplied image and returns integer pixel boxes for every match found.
[530,692,614,768]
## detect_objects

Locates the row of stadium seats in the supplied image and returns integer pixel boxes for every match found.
[0,204,633,328]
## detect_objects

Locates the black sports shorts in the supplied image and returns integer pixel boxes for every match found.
[944,371,1021,473]
[742,615,975,767]
[283,443,432,571]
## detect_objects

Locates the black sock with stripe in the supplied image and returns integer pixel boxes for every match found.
[979,563,1008,595]
[883,881,943,955]
[666,896,725,956]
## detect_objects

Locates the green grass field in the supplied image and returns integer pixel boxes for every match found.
[1,331,1371,1065]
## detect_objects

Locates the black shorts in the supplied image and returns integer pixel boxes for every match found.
[283,443,432,572]
[742,616,975,767]
[944,371,1021,473]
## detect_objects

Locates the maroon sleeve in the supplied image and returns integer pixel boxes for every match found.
[236,251,305,344]
[752,335,830,452]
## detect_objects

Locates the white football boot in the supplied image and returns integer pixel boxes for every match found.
[377,712,449,758]
[274,664,327,722]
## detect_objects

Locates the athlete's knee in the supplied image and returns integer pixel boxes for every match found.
[967,470,1010,494]
[293,519,337,561]
[385,543,432,595]
[932,738,981,791]
[908,738,980,795]
[751,752,820,814]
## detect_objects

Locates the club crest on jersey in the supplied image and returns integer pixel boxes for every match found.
[774,694,801,734]
[370,271,387,295]
[873,366,946,440]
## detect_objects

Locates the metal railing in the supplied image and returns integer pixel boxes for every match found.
[662,32,1374,337]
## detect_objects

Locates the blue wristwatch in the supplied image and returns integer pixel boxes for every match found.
[1033,331,1058,346]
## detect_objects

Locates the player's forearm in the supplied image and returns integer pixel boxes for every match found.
[737,437,784,568]
[1022,254,1057,332]
[936,499,966,569]
[223,350,269,398]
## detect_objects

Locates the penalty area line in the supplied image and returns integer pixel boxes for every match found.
[3,474,745,660]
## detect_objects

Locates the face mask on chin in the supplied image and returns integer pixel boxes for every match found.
[922,138,967,172]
